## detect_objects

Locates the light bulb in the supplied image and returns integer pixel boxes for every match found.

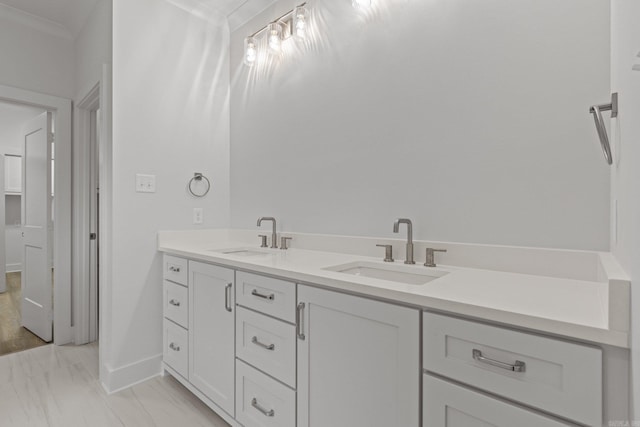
[244,37,257,66]
[352,0,371,10]
[294,6,308,40]
[267,22,282,54]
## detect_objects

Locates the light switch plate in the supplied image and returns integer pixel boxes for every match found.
[136,174,156,193]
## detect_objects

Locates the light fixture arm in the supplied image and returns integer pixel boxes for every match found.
[248,2,307,40]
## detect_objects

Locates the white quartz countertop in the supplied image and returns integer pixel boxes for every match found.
[158,230,629,348]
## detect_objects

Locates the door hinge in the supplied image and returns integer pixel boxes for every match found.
[89,233,97,240]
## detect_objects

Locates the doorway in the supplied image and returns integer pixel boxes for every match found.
[0,83,73,347]
[0,101,55,355]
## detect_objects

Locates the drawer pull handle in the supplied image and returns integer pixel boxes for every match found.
[296,302,306,340]
[225,283,233,312]
[169,299,181,307]
[251,289,275,301]
[168,265,181,273]
[251,398,275,417]
[472,349,525,373]
[251,336,275,351]
[169,343,181,352]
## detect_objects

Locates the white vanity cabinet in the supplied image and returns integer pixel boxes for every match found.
[424,376,572,427]
[160,252,609,427]
[297,284,420,427]
[188,261,236,418]
[162,255,189,379]
[234,272,297,427]
[423,312,602,426]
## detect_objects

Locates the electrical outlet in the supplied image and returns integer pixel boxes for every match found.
[193,208,203,224]
[135,174,156,193]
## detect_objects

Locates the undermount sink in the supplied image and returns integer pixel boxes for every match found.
[211,248,272,257]
[324,261,448,285]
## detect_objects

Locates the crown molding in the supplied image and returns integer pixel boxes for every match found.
[227,0,277,32]
[0,2,72,40]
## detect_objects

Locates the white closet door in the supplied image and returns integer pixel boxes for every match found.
[21,112,53,342]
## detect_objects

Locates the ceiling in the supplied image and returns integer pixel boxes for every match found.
[164,0,277,31]
[0,0,99,38]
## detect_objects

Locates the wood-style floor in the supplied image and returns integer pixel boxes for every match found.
[0,342,231,426]
[0,272,47,356]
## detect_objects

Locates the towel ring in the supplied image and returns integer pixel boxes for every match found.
[188,173,211,197]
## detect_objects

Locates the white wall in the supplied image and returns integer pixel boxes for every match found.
[610,0,640,419]
[230,0,610,250]
[0,6,74,99]
[75,0,112,101]
[0,102,45,154]
[105,0,230,390]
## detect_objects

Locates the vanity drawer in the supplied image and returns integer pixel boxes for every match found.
[163,320,188,379]
[236,359,295,427]
[236,271,296,323]
[423,313,601,426]
[163,280,188,328]
[163,255,188,285]
[236,306,296,388]
[424,375,574,427]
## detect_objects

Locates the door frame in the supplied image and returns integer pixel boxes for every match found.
[74,84,100,344]
[0,84,73,345]
[74,65,112,346]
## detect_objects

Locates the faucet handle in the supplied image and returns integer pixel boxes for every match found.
[425,248,447,267]
[258,235,268,248]
[376,244,394,262]
[280,236,292,250]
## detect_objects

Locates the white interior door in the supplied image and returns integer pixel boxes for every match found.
[21,111,53,342]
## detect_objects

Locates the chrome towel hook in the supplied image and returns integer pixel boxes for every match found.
[589,92,618,165]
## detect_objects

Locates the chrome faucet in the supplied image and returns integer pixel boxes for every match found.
[257,217,278,248]
[393,218,415,264]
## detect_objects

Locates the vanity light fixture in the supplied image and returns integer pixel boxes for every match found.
[267,22,283,54]
[243,2,308,67]
[293,5,309,40]
[244,36,258,66]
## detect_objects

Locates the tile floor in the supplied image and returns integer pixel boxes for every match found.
[0,272,48,356]
[0,342,231,426]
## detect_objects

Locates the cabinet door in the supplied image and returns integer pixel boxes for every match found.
[423,375,573,427]
[4,155,22,193]
[189,261,235,417]
[297,285,420,427]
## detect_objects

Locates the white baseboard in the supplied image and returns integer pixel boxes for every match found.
[101,353,163,394]
[6,263,21,273]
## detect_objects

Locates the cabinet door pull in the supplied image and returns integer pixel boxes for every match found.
[251,289,275,301]
[168,265,181,273]
[251,336,275,351]
[169,299,180,307]
[251,398,275,417]
[225,283,233,312]
[296,302,306,340]
[169,343,180,352]
[472,349,525,372]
